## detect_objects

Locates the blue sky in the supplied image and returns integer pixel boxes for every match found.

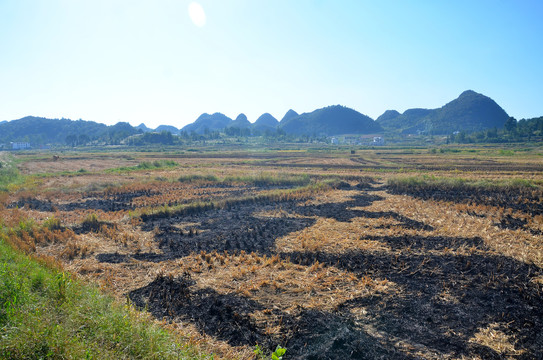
[1,0,542,129]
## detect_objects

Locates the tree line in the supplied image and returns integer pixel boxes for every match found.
[450,116,543,143]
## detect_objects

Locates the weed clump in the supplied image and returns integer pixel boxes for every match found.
[137,160,178,170]
[0,155,23,191]
[178,174,219,183]
[43,216,62,231]
[81,213,101,232]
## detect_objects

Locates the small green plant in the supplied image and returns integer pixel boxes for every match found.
[271,346,286,360]
[254,345,286,360]
[55,272,69,305]
[254,345,265,359]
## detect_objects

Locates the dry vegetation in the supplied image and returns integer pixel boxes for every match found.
[2,147,543,359]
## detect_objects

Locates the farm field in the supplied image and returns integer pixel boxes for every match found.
[2,146,543,359]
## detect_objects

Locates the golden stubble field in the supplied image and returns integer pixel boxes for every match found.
[3,148,543,359]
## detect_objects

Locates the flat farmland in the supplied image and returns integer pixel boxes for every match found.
[3,147,543,359]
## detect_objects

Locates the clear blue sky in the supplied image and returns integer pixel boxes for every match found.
[1,0,542,128]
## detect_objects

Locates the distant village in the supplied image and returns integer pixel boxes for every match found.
[331,136,385,146]
[1,136,386,151]
[0,142,32,150]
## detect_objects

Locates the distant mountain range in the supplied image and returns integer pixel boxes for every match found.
[0,117,140,145]
[0,90,516,145]
[177,105,381,136]
[376,90,509,134]
[155,125,181,135]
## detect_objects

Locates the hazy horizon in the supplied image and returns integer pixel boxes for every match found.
[2,1,542,128]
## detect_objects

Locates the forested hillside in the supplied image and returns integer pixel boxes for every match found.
[0,117,140,146]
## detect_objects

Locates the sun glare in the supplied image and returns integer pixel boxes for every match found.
[188,2,206,27]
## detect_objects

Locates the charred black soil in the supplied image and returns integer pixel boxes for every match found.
[122,189,543,358]
[128,238,543,359]
[387,183,543,216]
[285,246,543,359]
[130,192,431,262]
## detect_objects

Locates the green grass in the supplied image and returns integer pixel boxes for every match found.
[0,224,208,359]
[31,169,92,179]
[0,155,24,192]
[107,160,178,173]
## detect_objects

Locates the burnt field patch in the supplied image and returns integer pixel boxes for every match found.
[387,177,543,215]
[496,214,543,235]
[129,274,270,348]
[284,245,543,358]
[127,233,543,359]
[7,183,258,213]
[129,273,414,359]
[121,190,543,358]
[99,205,314,263]
[128,191,428,262]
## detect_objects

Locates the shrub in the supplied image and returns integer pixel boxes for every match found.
[43,216,62,231]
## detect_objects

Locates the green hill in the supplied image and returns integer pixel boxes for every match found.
[181,113,233,134]
[426,90,509,134]
[376,90,509,134]
[136,123,152,132]
[280,109,299,123]
[253,113,279,130]
[155,125,180,135]
[376,110,401,124]
[228,114,252,129]
[0,116,140,145]
[377,109,433,133]
[279,105,382,136]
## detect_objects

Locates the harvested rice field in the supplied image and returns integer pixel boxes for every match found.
[2,147,543,359]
